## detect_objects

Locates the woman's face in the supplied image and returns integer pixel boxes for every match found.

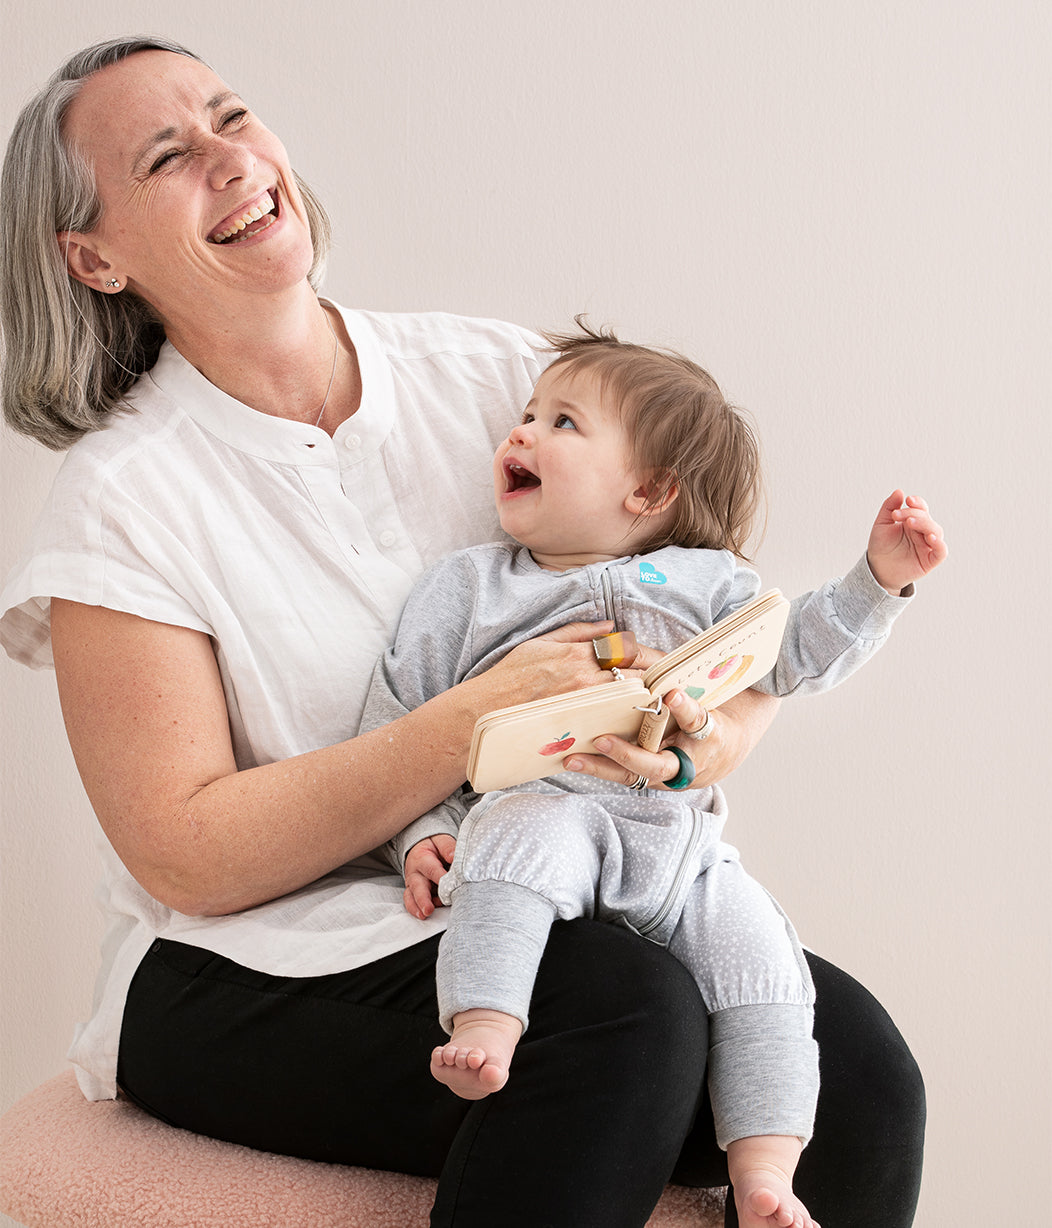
[61,50,316,331]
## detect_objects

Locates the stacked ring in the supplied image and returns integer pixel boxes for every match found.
[663,746,696,791]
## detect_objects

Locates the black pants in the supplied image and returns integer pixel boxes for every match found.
[118,922,924,1228]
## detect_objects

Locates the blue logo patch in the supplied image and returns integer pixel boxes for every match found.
[639,562,667,585]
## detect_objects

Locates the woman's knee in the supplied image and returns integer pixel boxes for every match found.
[453,920,709,1222]
[794,952,925,1224]
[530,919,709,1058]
[806,950,926,1142]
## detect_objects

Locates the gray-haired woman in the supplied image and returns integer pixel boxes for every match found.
[0,38,924,1227]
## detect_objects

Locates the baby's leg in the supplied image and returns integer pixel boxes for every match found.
[434,878,555,1099]
[434,789,609,1099]
[668,859,819,1228]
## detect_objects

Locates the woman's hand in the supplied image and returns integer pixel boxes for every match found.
[564,685,780,791]
[403,834,457,919]
[663,687,779,786]
[462,620,647,713]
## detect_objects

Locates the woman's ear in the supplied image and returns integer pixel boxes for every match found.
[625,474,680,518]
[57,232,119,291]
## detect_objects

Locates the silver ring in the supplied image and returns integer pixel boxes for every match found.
[628,774,649,791]
[686,709,714,741]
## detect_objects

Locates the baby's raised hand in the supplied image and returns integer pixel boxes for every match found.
[403,834,457,919]
[867,490,948,594]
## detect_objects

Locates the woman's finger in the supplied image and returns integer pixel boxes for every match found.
[664,689,711,736]
[628,641,666,672]
[565,735,682,789]
[539,620,615,644]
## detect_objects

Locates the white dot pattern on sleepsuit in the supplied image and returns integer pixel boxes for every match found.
[669,863,815,1011]
[435,771,820,1146]
[442,773,812,1010]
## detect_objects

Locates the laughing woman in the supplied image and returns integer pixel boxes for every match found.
[0,38,924,1228]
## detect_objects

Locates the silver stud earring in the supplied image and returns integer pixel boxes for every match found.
[105,278,121,289]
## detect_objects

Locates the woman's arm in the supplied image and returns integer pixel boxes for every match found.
[51,600,612,917]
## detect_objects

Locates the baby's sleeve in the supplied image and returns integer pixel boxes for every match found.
[360,550,482,875]
[753,555,914,697]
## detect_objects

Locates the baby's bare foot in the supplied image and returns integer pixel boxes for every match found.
[733,1167,819,1228]
[727,1136,818,1228]
[430,1009,523,1100]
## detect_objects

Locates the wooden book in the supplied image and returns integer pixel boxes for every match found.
[467,590,790,792]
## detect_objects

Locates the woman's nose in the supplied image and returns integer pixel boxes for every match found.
[208,138,256,189]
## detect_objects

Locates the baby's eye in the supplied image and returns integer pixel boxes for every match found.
[520,411,535,425]
[554,414,577,430]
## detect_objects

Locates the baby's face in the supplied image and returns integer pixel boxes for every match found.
[492,364,649,569]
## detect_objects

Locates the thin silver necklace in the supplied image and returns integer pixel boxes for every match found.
[313,311,339,428]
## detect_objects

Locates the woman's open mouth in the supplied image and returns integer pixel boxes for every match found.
[208,190,279,244]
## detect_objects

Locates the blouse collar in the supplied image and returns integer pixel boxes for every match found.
[145,302,395,464]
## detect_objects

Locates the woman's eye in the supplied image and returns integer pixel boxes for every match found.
[146,110,247,175]
[149,149,183,173]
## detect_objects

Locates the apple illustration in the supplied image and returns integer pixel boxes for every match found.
[540,732,575,756]
[708,654,740,681]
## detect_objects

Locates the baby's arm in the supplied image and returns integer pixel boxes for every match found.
[362,649,466,890]
[358,556,475,883]
[867,490,948,594]
[750,491,946,698]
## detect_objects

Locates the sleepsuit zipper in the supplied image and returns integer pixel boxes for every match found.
[601,561,704,939]
[637,806,704,938]
[601,568,615,623]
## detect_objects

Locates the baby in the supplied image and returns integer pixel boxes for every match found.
[361,321,946,1228]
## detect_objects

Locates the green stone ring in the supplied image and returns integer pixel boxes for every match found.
[663,745,696,791]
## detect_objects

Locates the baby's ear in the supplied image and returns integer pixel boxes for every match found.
[625,473,679,517]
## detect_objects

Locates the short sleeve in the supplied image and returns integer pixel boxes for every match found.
[1,442,212,670]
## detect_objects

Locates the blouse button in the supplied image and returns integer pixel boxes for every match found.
[379,530,397,548]
[344,433,362,451]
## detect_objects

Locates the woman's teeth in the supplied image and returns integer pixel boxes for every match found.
[210,192,276,243]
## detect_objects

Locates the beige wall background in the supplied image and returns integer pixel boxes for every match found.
[2,2,1048,1224]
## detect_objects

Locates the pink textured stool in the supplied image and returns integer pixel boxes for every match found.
[0,1070,727,1227]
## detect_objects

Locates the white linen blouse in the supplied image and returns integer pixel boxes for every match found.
[0,304,548,1098]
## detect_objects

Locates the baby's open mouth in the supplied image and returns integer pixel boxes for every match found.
[505,461,540,492]
[209,190,278,244]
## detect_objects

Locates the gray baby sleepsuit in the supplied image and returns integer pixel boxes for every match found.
[362,543,912,1147]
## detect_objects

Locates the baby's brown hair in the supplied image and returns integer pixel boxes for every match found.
[541,319,766,559]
